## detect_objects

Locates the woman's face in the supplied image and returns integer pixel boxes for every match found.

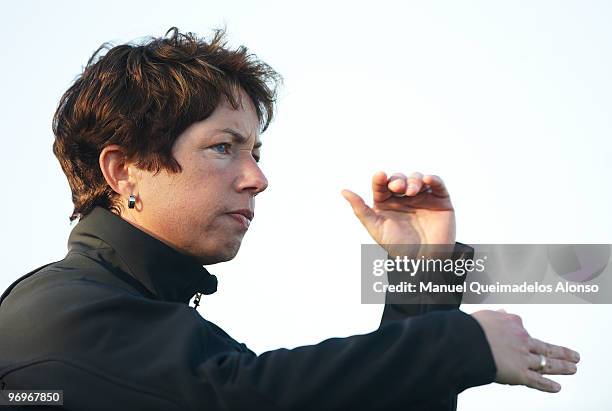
[127,89,268,264]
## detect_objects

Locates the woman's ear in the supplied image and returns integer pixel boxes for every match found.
[99,145,135,197]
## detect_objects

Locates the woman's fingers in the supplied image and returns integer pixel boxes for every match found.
[529,338,580,363]
[388,173,409,197]
[373,171,433,199]
[372,171,391,202]
[405,172,424,195]
[387,172,446,197]
[527,353,577,375]
[524,370,562,393]
[366,170,442,205]
[525,337,579,378]
[423,174,449,197]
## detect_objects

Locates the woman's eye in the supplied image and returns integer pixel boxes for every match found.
[211,143,231,154]
[210,143,260,162]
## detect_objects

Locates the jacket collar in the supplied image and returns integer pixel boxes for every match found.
[67,206,218,304]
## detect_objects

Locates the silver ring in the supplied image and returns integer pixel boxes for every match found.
[537,354,547,372]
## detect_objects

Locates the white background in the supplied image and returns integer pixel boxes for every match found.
[1,1,611,409]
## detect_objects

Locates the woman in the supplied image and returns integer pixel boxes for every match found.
[0,27,579,410]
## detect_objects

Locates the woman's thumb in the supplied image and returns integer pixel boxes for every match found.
[341,189,375,226]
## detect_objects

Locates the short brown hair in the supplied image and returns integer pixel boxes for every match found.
[52,27,281,222]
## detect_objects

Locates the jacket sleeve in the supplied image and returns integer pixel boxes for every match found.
[380,242,475,327]
[197,309,496,410]
[0,275,495,411]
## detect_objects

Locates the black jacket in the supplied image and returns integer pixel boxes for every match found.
[0,206,496,410]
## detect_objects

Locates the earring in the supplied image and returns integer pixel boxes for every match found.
[128,194,136,209]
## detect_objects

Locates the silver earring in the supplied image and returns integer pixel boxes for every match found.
[128,194,136,209]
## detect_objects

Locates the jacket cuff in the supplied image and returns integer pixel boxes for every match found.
[450,310,498,393]
[385,242,474,306]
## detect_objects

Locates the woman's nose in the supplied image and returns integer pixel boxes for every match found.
[236,158,268,195]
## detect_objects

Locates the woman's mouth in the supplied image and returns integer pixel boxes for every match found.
[226,212,251,230]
